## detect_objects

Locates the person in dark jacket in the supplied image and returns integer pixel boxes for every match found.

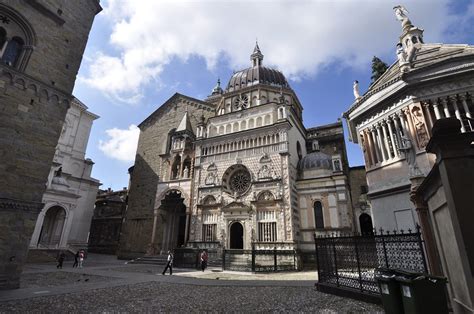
[72,251,79,268]
[57,252,66,269]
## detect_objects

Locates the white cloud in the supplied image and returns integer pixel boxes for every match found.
[98,124,140,162]
[83,0,457,103]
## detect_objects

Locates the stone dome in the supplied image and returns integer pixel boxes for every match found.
[225,42,290,92]
[226,66,290,92]
[299,152,333,171]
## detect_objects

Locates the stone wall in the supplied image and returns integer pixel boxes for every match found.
[0,1,100,289]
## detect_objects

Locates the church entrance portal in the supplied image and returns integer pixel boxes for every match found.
[161,190,187,251]
[38,206,66,247]
[359,213,374,235]
[229,222,243,249]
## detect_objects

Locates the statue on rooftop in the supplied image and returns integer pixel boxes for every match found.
[353,80,361,100]
[393,5,412,28]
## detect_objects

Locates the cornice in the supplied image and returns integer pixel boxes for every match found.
[0,198,44,214]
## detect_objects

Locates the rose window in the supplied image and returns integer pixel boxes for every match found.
[230,170,251,194]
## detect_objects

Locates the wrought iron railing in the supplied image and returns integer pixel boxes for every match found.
[315,226,427,299]
[223,245,298,272]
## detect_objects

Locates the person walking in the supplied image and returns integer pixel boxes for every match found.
[57,252,66,269]
[78,250,85,268]
[162,251,173,275]
[200,250,208,272]
[73,250,79,268]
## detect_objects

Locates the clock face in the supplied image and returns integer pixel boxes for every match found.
[233,94,249,110]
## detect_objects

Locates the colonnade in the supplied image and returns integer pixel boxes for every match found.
[360,92,472,167]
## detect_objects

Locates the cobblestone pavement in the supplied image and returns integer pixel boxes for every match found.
[20,271,118,289]
[0,282,382,313]
[0,254,383,313]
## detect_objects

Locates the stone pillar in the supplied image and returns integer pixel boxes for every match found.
[376,123,388,161]
[387,117,399,157]
[360,131,373,166]
[450,96,466,133]
[381,120,393,159]
[432,99,442,120]
[146,209,160,255]
[370,127,380,164]
[393,115,403,156]
[459,94,472,119]
[422,102,434,136]
[403,107,419,149]
[441,97,451,118]
[409,177,443,276]
[417,118,474,313]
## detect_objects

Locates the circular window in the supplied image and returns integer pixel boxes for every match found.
[230,169,251,194]
[222,164,252,196]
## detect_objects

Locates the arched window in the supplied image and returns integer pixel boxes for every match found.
[314,201,324,229]
[2,36,23,67]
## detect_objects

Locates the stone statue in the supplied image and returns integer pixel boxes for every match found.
[393,5,412,28]
[396,43,408,64]
[353,80,361,100]
[399,136,423,177]
[411,106,429,148]
[183,166,189,178]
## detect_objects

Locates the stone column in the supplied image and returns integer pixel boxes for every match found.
[370,127,380,164]
[441,97,451,118]
[460,94,473,132]
[393,114,403,156]
[403,107,419,149]
[146,209,160,255]
[387,117,399,157]
[381,120,393,159]
[432,99,442,120]
[450,96,466,133]
[360,131,373,166]
[376,124,388,162]
[422,102,434,136]
[365,129,376,165]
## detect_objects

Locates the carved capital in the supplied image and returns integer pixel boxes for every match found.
[458,93,467,102]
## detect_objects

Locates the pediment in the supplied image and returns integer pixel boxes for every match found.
[138,93,215,129]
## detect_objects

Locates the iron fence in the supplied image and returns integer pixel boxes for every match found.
[315,226,427,301]
[223,244,297,272]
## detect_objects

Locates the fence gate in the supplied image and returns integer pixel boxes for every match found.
[315,226,427,303]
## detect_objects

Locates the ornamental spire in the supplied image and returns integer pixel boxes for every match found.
[251,40,263,67]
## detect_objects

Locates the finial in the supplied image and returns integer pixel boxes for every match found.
[251,41,263,66]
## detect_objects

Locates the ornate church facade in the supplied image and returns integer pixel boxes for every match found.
[119,45,366,259]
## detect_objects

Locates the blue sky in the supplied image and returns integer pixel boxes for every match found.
[73,0,474,191]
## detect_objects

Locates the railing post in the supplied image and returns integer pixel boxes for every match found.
[416,224,428,273]
[314,234,321,282]
[222,247,226,271]
[332,236,339,286]
[251,243,255,272]
[274,247,277,272]
[380,230,389,268]
[354,236,363,292]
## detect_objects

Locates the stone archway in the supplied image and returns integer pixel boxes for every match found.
[359,213,374,236]
[229,222,244,249]
[160,190,187,251]
[38,206,66,247]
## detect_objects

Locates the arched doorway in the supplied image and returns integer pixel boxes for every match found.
[38,206,66,247]
[359,213,374,236]
[229,222,243,249]
[161,190,187,250]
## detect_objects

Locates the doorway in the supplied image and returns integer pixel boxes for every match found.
[38,206,66,247]
[161,190,187,250]
[359,213,374,236]
[229,222,243,249]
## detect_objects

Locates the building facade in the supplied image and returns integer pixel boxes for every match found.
[88,188,128,255]
[0,1,101,289]
[29,98,100,252]
[119,45,364,259]
[344,10,474,231]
